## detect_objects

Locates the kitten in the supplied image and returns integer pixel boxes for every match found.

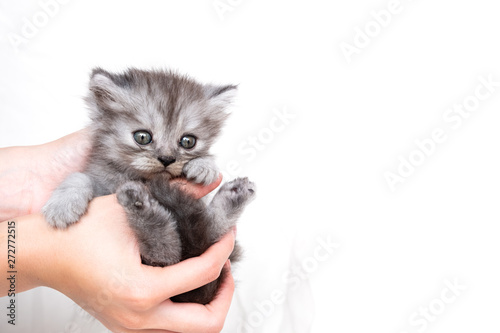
[42,68,255,304]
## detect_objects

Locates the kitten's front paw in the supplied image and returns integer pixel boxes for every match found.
[116,181,151,211]
[42,173,93,229]
[43,195,90,229]
[183,157,219,185]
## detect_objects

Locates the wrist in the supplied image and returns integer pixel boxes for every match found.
[0,214,60,295]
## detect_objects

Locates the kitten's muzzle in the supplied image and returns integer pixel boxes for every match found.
[158,156,176,167]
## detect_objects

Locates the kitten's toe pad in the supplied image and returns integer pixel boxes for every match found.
[117,182,151,211]
[183,159,219,185]
[219,177,256,207]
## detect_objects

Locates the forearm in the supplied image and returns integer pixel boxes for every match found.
[0,215,55,296]
[0,146,37,220]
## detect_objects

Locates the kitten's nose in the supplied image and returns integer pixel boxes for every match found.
[158,156,176,167]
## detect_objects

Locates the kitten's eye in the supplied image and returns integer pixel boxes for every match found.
[133,131,152,145]
[179,135,196,149]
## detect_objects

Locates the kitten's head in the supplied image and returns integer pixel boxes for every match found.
[85,67,236,179]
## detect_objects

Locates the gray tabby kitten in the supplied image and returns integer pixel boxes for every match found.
[42,68,255,304]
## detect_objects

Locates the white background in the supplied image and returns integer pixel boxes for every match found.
[1,0,500,332]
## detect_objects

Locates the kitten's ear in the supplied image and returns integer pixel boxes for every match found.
[205,84,238,109]
[88,68,127,111]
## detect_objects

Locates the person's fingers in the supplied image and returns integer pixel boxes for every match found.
[142,261,235,333]
[99,317,179,333]
[101,319,178,333]
[116,326,178,333]
[131,330,177,333]
[145,229,235,304]
[169,173,223,199]
[204,260,235,322]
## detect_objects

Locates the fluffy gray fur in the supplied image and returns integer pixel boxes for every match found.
[42,68,255,304]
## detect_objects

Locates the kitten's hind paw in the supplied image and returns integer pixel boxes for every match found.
[116,181,151,212]
[117,180,182,267]
[208,177,256,237]
[215,177,256,211]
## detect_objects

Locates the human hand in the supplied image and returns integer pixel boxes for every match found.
[0,130,91,220]
[9,192,234,333]
[0,130,233,332]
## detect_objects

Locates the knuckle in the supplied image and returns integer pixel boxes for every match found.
[202,258,223,284]
[124,286,153,312]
